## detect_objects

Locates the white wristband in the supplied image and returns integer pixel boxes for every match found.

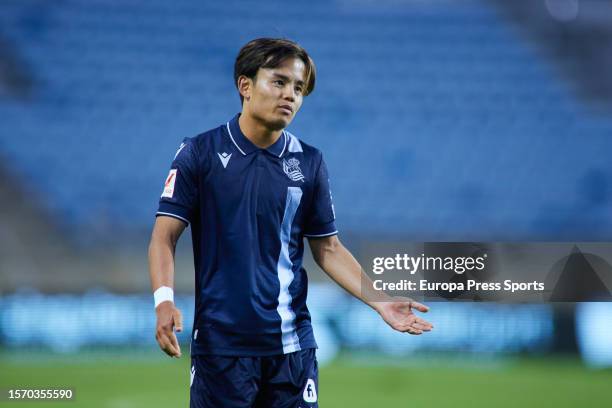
[154,286,174,308]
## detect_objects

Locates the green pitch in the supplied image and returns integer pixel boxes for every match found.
[0,351,610,407]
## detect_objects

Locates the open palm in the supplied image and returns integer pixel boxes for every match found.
[376,299,433,335]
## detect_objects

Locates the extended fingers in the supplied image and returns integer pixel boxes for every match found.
[412,322,432,332]
[174,310,183,333]
[156,325,182,358]
[394,321,421,334]
[414,317,433,330]
[160,333,181,357]
[167,332,182,357]
[404,326,423,335]
[410,301,429,313]
[394,317,433,335]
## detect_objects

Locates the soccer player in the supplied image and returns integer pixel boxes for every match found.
[148,38,433,407]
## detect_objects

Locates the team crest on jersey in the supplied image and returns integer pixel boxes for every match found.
[283,158,305,182]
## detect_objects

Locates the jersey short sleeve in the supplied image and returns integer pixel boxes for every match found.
[156,138,199,225]
[303,154,338,238]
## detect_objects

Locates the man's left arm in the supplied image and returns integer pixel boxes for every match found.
[308,235,434,335]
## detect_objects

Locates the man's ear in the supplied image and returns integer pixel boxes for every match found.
[237,75,253,102]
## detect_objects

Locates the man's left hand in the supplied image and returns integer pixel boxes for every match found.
[374,299,434,335]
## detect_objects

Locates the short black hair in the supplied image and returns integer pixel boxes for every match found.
[234,38,316,104]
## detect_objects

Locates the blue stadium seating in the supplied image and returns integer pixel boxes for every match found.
[1,0,611,240]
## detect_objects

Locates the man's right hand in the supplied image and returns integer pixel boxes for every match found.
[155,301,183,358]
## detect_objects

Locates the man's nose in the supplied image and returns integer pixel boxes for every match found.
[282,85,296,101]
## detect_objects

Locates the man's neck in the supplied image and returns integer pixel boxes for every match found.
[238,112,283,149]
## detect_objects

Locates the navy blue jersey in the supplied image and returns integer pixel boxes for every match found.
[157,114,337,356]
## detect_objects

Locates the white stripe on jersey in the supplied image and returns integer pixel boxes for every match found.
[275,187,303,354]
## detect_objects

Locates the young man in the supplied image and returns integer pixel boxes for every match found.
[148,38,433,407]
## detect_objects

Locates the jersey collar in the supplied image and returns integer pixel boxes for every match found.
[226,114,287,158]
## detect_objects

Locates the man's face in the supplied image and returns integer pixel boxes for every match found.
[244,57,306,130]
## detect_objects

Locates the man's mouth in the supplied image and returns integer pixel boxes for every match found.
[278,105,293,114]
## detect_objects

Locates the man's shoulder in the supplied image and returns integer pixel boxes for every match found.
[192,123,225,145]
[284,130,322,160]
[183,123,227,156]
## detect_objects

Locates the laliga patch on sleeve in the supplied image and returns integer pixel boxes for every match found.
[161,169,178,198]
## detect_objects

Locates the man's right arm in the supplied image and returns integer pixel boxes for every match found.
[148,215,187,358]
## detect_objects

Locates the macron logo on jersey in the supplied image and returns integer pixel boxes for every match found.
[161,169,177,198]
[217,152,232,168]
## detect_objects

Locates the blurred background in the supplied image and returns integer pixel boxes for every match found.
[1,0,612,406]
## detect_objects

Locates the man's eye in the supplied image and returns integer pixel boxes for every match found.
[274,80,284,86]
